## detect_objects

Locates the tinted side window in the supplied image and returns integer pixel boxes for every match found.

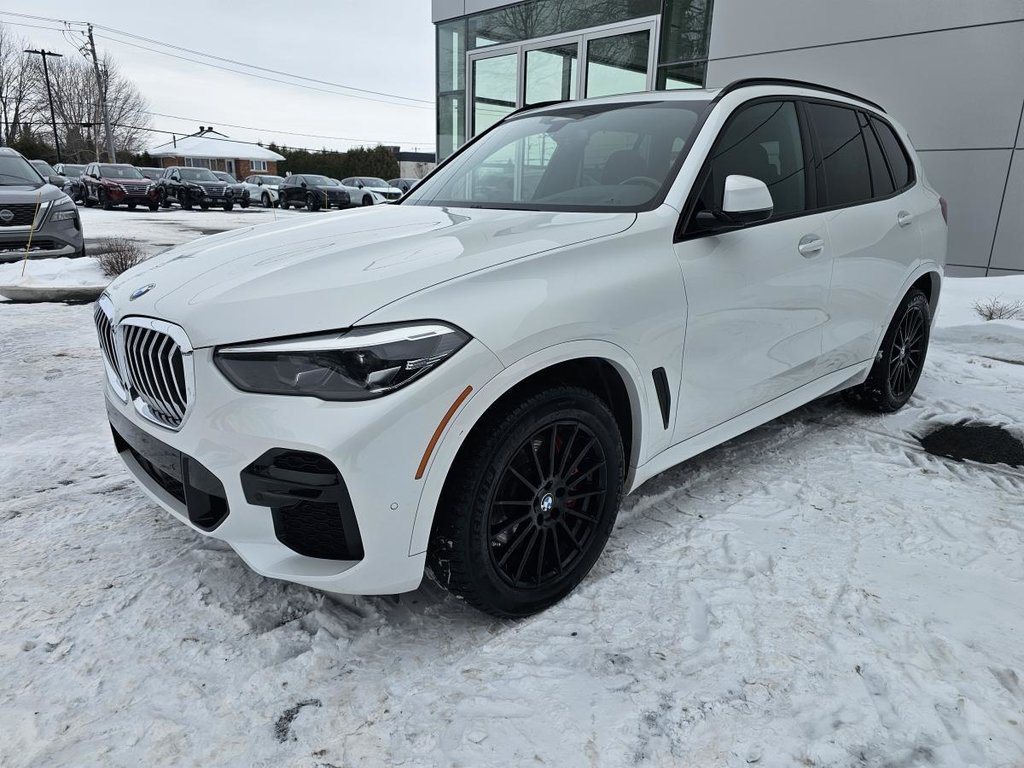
[871,116,913,190]
[859,112,894,198]
[687,100,807,233]
[807,102,871,206]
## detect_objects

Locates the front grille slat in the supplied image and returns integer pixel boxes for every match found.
[0,203,41,226]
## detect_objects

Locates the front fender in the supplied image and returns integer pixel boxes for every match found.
[407,339,650,556]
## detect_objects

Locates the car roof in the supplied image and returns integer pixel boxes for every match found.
[516,78,883,120]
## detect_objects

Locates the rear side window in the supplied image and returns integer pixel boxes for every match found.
[686,100,807,233]
[859,112,895,197]
[807,102,872,206]
[870,116,914,190]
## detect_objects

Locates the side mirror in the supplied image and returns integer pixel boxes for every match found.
[356,182,364,188]
[301,181,307,188]
[50,175,64,186]
[257,179,263,186]
[696,175,773,231]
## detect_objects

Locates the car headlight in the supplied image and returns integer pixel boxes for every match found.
[214,322,470,400]
[50,197,77,221]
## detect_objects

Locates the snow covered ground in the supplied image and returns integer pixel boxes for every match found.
[1,251,1023,766]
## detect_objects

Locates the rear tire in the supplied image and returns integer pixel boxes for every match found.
[428,386,625,618]
[844,288,931,413]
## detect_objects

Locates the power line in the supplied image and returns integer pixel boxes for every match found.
[0,10,434,110]
[92,23,433,105]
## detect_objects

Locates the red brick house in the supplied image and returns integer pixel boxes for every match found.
[148,127,284,178]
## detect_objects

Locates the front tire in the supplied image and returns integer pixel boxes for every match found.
[100,189,113,210]
[361,195,373,206]
[306,193,320,212]
[844,288,931,413]
[278,198,288,210]
[428,386,625,618]
[223,202,233,211]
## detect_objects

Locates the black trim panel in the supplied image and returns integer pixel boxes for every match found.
[652,368,671,430]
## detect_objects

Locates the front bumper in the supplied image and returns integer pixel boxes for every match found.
[0,218,82,261]
[104,338,502,595]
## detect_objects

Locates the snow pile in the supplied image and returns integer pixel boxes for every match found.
[0,275,1022,767]
[0,256,107,289]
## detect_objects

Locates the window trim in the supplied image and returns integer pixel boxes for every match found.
[867,113,916,193]
[675,96,818,242]
[675,95,918,242]
[250,159,268,172]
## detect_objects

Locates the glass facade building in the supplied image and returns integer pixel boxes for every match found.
[435,0,713,159]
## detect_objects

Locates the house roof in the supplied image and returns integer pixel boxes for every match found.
[149,133,284,161]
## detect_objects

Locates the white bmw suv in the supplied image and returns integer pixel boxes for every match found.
[96,79,946,617]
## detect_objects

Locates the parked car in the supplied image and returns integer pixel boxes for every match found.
[0,147,83,261]
[241,174,285,208]
[340,176,403,205]
[29,159,71,195]
[388,177,420,194]
[278,174,351,210]
[212,171,250,208]
[54,163,87,203]
[96,80,946,617]
[81,163,158,211]
[136,166,165,181]
[150,166,236,211]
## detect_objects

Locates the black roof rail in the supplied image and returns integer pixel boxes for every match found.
[714,78,885,113]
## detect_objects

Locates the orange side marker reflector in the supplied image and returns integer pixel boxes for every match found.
[415,385,473,480]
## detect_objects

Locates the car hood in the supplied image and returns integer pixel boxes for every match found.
[107,204,635,347]
[0,183,65,202]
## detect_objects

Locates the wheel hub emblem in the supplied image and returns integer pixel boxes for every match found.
[539,493,554,513]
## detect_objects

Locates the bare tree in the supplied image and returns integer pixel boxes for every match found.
[0,23,34,145]
[28,51,151,161]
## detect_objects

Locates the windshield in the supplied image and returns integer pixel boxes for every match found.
[404,100,709,212]
[179,168,218,181]
[0,154,44,186]
[100,164,144,179]
[62,164,85,176]
[261,175,284,185]
[304,175,336,186]
[31,160,59,176]
[359,177,388,187]
[214,172,238,183]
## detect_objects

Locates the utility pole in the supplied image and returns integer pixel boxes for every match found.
[24,49,64,162]
[86,25,116,162]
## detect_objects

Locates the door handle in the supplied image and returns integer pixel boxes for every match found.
[897,210,914,227]
[798,235,825,257]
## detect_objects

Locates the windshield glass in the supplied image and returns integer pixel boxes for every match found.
[304,175,336,186]
[179,168,218,181]
[62,164,85,176]
[0,154,44,186]
[214,172,238,183]
[404,100,709,211]
[100,164,144,179]
[261,175,284,185]
[31,160,59,176]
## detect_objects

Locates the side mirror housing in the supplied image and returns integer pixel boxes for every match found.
[697,175,774,231]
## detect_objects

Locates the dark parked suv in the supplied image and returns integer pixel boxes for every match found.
[213,171,250,208]
[151,166,236,211]
[82,163,158,211]
[0,147,84,261]
[278,174,351,211]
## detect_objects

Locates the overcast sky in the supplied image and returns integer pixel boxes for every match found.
[1,1,437,153]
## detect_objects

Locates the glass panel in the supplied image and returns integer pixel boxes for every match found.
[806,102,872,206]
[859,112,895,198]
[469,0,659,49]
[437,93,465,160]
[525,43,578,106]
[473,54,519,135]
[656,61,706,90]
[871,116,914,189]
[685,101,807,234]
[438,20,466,92]
[660,0,714,64]
[585,31,650,99]
[405,101,709,212]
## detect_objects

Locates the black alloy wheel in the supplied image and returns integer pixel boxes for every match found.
[429,386,625,618]
[844,288,931,413]
[487,420,609,590]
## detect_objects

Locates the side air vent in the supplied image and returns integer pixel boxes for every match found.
[652,367,671,430]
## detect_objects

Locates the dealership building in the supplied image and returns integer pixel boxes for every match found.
[431,0,1024,276]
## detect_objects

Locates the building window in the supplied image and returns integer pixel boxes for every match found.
[656,0,713,91]
[437,19,467,160]
[250,159,268,172]
[468,0,660,49]
[184,157,214,169]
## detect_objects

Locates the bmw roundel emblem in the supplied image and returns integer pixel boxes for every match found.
[130,283,156,301]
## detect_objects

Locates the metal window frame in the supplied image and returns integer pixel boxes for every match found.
[465,15,660,138]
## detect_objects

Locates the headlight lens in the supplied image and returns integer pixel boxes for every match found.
[50,197,77,221]
[214,322,470,400]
